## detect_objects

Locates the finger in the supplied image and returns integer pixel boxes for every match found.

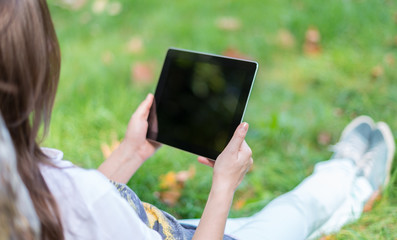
[197,156,215,168]
[134,94,154,119]
[240,141,252,158]
[225,122,249,153]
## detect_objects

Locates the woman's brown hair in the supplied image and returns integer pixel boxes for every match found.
[0,0,64,239]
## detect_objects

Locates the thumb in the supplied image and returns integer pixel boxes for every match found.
[134,94,154,119]
[224,122,249,153]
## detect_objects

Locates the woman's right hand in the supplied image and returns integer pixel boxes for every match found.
[193,123,253,240]
[198,122,253,192]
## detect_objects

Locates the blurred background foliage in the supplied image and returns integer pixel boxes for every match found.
[45,0,397,238]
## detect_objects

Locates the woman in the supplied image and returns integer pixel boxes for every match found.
[0,0,394,239]
[0,0,251,239]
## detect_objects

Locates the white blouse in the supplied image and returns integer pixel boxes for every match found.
[40,148,161,240]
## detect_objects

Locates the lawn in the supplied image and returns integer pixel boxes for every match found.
[45,0,397,238]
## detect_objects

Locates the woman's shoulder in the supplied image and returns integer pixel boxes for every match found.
[40,148,116,203]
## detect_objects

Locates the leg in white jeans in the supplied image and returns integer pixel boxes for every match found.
[179,158,373,240]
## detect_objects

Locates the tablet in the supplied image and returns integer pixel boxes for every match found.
[147,48,258,160]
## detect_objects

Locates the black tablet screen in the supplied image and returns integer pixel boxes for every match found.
[147,48,257,160]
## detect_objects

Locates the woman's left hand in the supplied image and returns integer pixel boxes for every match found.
[123,93,161,162]
[98,94,161,183]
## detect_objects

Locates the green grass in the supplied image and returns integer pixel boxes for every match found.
[45,0,397,238]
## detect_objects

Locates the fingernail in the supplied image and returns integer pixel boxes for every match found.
[241,122,249,132]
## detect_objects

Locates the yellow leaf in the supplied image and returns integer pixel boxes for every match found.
[233,199,246,210]
[159,171,177,189]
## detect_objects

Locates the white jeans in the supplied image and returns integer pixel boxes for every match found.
[179,158,374,240]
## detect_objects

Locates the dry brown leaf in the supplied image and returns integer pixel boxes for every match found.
[371,65,384,79]
[176,166,196,183]
[303,27,321,56]
[157,190,181,207]
[100,133,120,158]
[363,189,382,212]
[131,62,155,85]
[126,37,144,54]
[277,29,296,49]
[317,132,332,146]
[216,17,242,31]
[222,47,251,60]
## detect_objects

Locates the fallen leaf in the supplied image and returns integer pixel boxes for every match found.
[317,132,331,146]
[233,199,247,210]
[222,47,251,60]
[92,0,107,14]
[216,17,242,31]
[277,29,296,49]
[126,37,144,54]
[107,2,122,16]
[158,166,196,206]
[303,26,321,56]
[100,132,120,158]
[363,190,382,212]
[131,62,155,85]
[176,166,196,183]
[371,65,384,79]
[159,171,177,189]
[157,190,181,207]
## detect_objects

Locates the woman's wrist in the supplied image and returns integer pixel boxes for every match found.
[210,181,236,198]
[98,140,145,183]
[118,140,144,164]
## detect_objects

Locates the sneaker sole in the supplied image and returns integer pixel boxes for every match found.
[341,115,375,139]
[376,121,396,187]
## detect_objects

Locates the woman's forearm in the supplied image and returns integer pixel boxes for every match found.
[98,141,144,183]
[192,185,235,240]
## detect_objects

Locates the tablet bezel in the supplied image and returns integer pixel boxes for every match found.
[147,48,258,160]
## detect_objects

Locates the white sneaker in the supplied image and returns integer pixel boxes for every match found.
[358,122,396,190]
[331,116,375,164]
